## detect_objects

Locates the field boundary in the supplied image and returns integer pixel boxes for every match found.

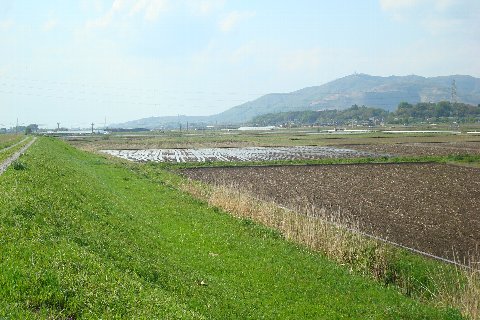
[0,137,36,175]
[181,162,480,265]
[189,176,476,270]
[176,160,442,171]
[283,202,476,270]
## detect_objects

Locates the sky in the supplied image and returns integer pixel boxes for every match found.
[0,0,479,128]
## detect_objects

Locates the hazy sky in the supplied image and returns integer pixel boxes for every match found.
[1,0,479,128]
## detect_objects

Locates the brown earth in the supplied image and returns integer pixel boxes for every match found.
[183,163,480,263]
[344,141,480,156]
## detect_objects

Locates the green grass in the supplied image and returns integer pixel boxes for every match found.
[0,138,464,319]
[0,136,32,164]
[0,134,25,151]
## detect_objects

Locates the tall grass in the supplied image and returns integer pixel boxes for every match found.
[437,256,480,320]
[0,134,24,151]
[0,136,33,164]
[181,179,479,319]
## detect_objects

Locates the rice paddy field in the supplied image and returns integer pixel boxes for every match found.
[343,141,480,157]
[85,130,480,265]
[67,128,480,152]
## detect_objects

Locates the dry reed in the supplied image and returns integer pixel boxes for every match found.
[436,254,480,320]
[181,180,390,278]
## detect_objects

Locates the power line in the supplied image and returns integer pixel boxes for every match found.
[0,84,446,108]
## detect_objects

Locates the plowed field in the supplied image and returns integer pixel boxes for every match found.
[183,163,480,263]
[347,141,480,156]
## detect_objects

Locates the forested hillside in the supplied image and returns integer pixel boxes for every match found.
[249,102,480,126]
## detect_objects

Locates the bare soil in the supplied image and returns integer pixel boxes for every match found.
[183,163,480,263]
[345,141,480,156]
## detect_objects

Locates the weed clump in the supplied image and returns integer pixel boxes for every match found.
[13,161,27,170]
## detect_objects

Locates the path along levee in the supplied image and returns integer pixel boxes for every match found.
[0,137,37,175]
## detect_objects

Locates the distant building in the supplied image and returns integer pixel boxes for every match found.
[43,130,109,136]
[237,126,275,131]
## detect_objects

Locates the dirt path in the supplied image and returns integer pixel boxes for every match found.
[0,137,37,175]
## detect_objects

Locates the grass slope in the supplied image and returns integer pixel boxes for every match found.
[0,136,33,164]
[0,134,25,150]
[0,138,463,319]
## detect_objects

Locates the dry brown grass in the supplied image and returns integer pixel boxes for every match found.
[436,256,480,320]
[180,178,480,319]
[459,264,479,320]
[183,180,391,278]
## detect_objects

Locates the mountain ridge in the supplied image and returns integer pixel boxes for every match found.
[112,74,480,129]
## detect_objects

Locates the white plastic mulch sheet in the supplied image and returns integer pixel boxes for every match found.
[101,146,382,163]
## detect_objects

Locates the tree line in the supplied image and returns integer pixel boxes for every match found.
[249,101,480,126]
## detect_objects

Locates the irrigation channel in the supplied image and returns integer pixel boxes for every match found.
[0,137,37,175]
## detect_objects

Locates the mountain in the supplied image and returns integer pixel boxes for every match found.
[113,74,480,128]
[111,115,209,130]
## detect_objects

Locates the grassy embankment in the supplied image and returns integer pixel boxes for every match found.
[0,137,463,319]
[0,136,33,164]
[0,134,25,150]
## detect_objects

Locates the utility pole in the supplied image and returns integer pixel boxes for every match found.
[451,79,458,104]
[186,121,189,132]
[91,123,94,134]
[57,122,60,131]
[16,118,18,134]
[450,80,460,129]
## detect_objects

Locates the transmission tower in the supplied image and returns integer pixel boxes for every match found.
[451,79,458,104]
